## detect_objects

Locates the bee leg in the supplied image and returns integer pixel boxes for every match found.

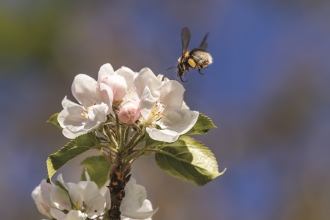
[198,69,205,75]
[180,76,188,82]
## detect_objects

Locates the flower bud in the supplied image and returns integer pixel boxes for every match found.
[118,100,140,125]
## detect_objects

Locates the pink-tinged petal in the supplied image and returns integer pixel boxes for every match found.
[159,108,199,135]
[160,80,185,108]
[67,183,84,210]
[115,66,136,89]
[98,63,115,83]
[72,74,102,108]
[121,178,146,213]
[102,75,127,102]
[139,86,158,121]
[146,127,179,143]
[99,83,114,115]
[85,195,106,219]
[50,208,67,220]
[51,186,72,210]
[118,100,140,125]
[134,68,161,99]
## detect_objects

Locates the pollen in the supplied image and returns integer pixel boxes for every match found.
[81,108,89,119]
[145,101,165,126]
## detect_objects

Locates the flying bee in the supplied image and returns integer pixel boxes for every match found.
[171,27,213,82]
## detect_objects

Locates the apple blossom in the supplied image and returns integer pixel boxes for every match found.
[32,173,157,220]
[58,73,115,139]
[31,180,55,219]
[39,62,222,220]
[134,68,199,142]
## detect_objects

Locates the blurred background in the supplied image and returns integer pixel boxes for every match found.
[1,0,330,219]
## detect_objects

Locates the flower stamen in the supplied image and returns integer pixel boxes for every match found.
[81,108,89,119]
[145,101,165,126]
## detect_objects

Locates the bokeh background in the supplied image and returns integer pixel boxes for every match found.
[1,1,330,219]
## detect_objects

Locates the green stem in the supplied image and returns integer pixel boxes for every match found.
[105,126,119,149]
[125,130,142,150]
[120,125,127,150]
[124,126,130,146]
[96,144,118,154]
[124,142,158,167]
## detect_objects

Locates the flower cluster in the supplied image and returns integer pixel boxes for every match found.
[32,173,157,220]
[58,63,199,142]
[33,63,215,220]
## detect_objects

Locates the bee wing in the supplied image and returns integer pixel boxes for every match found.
[181,27,191,56]
[198,32,209,50]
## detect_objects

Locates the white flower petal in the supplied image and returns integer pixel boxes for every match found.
[146,127,179,143]
[121,178,146,213]
[50,208,67,220]
[84,103,108,130]
[160,80,185,108]
[181,100,189,109]
[115,66,136,89]
[85,195,106,219]
[62,128,86,139]
[99,83,114,115]
[57,174,68,190]
[51,186,72,210]
[78,181,101,204]
[31,182,53,219]
[103,187,111,210]
[31,185,40,201]
[159,108,199,135]
[39,180,53,208]
[67,183,84,210]
[58,98,86,128]
[65,210,87,220]
[139,86,158,120]
[134,68,161,99]
[71,74,102,108]
[121,199,158,220]
[98,63,115,83]
[61,96,81,109]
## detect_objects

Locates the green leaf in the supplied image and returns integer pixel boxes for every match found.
[155,136,225,186]
[47,113,62,130]
[80,156,110,188]
[186,113,216,135]
[46,132,99,181]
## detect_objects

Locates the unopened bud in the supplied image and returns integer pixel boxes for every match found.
[118,100,140,125]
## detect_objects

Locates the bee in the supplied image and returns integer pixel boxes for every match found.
[173,27,213,82]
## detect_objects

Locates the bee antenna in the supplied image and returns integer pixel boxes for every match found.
[166,67,177,70]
